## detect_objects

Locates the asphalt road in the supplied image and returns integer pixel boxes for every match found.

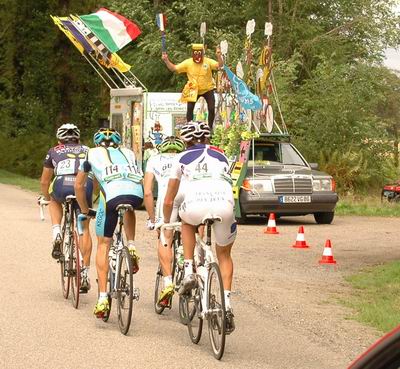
[1,183,398,369]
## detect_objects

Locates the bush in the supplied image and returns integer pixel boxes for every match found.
[0,133,53,178]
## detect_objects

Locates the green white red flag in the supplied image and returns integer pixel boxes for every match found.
[80,8,141,53]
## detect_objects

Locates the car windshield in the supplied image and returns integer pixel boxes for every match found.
[248,142,308,167]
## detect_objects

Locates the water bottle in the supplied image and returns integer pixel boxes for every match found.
[109,246,117,272]
[176,245,184,269]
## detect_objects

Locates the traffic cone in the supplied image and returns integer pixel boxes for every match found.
[292,226,310,248]
[318,239,337,265]
[263,213,279,234]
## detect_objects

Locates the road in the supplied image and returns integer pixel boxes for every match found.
[1,183,398,369]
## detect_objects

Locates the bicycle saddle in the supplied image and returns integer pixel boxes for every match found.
[65,195,76,201]
[116,204,134,212]
[201,214,222,225]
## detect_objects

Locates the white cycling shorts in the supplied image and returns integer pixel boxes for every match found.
[178,180,237,246]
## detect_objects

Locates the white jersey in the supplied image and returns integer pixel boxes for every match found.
[145,153,176,193]
[146,153,179,220]
[170,144,232,185]
[169,143,236,246]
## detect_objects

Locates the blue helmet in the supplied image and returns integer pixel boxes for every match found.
[93,128,122,147]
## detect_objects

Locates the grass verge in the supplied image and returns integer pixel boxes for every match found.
[0,169,39,193]
[336,196,400,217]
[342,261,400,332]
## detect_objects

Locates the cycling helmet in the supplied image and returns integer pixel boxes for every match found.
[157,136,186,153]
[56,123,80,142]
[93,128,122,147]
[179,121,211,142]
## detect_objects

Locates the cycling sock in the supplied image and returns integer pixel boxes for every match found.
[224,290,232,309]
[184,259,193,276]
[99,292,108,301]
[127,240,136,250]
[164,275,173,288]
[52,225,61,241]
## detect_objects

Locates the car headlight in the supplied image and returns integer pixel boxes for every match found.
[242,178,273,192]
[313,178,332,191]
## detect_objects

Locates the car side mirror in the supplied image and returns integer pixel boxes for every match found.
[309,163,319,170]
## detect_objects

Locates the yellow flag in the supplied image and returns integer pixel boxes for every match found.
[51,16,84,54]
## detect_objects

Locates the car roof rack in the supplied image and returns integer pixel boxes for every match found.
[254,132,291,142]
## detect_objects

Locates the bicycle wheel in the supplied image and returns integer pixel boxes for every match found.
[154,265,166,314]
[70,231,81,309]
[102,268,113,323]
[178,295,188,325]
[207,262,226,360]
[185,283,203,344]
[116,247,133,335]
[59,222,70,299]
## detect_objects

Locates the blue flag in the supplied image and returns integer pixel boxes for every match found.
[224,65,262,111]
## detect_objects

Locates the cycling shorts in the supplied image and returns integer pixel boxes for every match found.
[178,179,237,246]
[50,175,93,208]
[96,194,142,238]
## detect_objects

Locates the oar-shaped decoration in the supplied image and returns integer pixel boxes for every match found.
[200,22,206,51]
[156,13,167,51]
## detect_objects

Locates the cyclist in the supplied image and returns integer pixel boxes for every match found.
[74,128,143,318]
[163,121,237,333]
[162,44,223,130]
[143,136,186,307]
[39,123,93,292]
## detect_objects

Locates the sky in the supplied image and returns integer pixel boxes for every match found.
[385,3,400,71]
[384,48,400,71]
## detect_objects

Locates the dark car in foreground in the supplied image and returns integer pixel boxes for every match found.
[348,324,400,369]
[238,135,338,224]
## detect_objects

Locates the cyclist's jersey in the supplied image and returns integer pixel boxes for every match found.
[43,143,89,176]
[146,153,180,220]
[146,153,176,194]
[170,144,231,185]
[170,144,236,246]
[80,146,143,202]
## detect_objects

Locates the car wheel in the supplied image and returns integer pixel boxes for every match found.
[236,213,247,224]
[314,212,334,224]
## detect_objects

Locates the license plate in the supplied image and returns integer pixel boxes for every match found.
[279,195,311,203]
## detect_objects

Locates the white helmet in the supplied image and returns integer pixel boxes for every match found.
[56,123,80,142]
[180,121,211,142]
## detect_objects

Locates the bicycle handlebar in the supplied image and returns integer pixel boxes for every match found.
[77,209,96,236]
[159,222,181,247]
[38,197,50,221]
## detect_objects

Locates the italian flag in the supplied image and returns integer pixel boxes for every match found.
[80,8,141,53]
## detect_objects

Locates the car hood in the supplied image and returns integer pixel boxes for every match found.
[246,165,330,178]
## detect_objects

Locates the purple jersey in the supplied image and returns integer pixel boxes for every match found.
[43,143,89,176]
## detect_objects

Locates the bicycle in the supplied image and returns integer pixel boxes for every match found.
[79,204,140,335]
[58,195,82,309]
[180,216,227,360]
[156,222,186,322]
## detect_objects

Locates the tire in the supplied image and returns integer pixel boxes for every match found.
[207,262,226,360]
[178,295,187,325]
[186,282,203,344]
[154,265,166,315]
[102,269,113,323]
[116,247,134,335]
[314,211,335,224]
[235,212,247,224]
[60,222,70,299]
[70,231,81,309]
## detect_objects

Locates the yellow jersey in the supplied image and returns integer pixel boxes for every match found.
[175,57,219,95]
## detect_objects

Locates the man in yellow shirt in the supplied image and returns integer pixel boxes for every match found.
[162,44,223,129]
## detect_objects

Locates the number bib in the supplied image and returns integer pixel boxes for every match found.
[102,164,142,183]
[56,158,76,175]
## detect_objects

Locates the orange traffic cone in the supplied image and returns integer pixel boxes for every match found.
[263,213,279,234]
[318,239,337,265]
[292,226,310,248]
